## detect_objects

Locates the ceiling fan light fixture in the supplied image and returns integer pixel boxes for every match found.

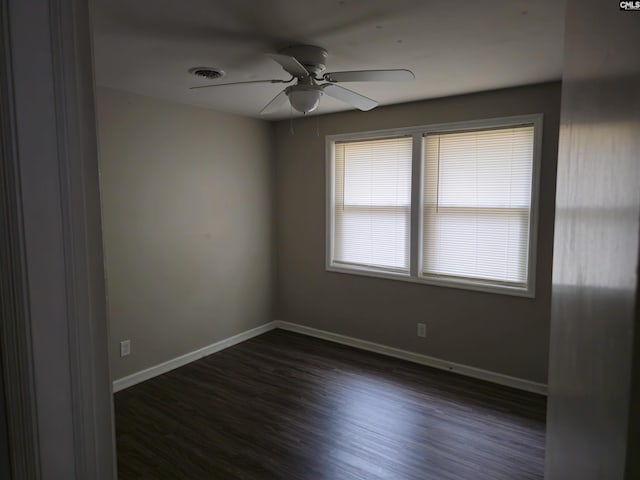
[286,85,323,114]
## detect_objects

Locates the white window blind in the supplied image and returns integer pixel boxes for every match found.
[422,125,535,287]
[332,136,413,272]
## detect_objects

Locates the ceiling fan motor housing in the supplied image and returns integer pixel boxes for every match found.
[280,45,328,77]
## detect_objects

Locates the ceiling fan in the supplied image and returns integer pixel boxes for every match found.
[190,45,415,115]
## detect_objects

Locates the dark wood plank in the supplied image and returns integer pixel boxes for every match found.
[115,330,546,480]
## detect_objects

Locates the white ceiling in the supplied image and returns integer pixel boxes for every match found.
[91,0,566,120]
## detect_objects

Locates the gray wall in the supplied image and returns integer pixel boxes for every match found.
[275,83,560,384]
[544,0,640,479]
[97,88,275,380]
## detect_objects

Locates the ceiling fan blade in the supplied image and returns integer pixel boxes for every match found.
[260,90,288,115]
[267,53,309,78]
[189,79,290,90]
[322,84,378,111]
[324,69,415,83]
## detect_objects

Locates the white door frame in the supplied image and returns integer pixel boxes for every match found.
[0,0,116,478]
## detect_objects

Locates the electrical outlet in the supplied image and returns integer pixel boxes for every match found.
[120,340,131,357]
[417,323,427,338]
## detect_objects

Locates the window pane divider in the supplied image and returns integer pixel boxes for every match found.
[410,132,422,277]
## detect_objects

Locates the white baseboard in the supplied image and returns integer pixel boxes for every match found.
[112,322,277,392]
[273,320,547,395]
[113,319,547,396]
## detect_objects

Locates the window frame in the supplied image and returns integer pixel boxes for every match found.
[325,114,543,298]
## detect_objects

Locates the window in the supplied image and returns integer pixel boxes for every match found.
[326,115,542,297]
[332,137,413,273]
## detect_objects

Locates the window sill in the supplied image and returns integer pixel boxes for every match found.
[326,264,535,298]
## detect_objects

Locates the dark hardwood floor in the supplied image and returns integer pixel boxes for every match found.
[115,329,546,480]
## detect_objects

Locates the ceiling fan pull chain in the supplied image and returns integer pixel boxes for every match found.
[316,116,320,137]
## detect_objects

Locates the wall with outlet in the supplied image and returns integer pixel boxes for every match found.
[274,82,560,384]
[97,88,275,381]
